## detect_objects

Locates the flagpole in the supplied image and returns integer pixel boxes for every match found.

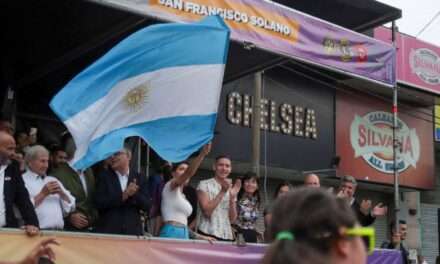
[252,72,262,177]
[392,21,400,230]
[137,137,142,174]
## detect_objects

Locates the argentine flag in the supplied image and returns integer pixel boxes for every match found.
[50,16,230,170]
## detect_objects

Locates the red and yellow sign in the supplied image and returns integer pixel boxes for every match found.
[336,91,435,189]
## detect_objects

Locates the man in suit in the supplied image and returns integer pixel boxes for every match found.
[337,175,387,226]
[0,131,39,235]
[94,147,150,235]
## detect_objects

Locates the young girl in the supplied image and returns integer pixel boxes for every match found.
[263,187,368,264]
[235,172,261,243]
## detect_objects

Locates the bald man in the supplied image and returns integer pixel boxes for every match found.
[304,173,320,188]
[0,131,39,235]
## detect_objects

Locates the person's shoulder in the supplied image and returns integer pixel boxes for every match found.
[198,178,212,186]
[5,160,20,174]
[51,163,73,176]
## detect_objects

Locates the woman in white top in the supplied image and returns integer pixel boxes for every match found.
[159,143,211,240]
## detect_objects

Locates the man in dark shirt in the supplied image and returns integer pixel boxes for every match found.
[0,131,39,235]
[337,175,387,226]
[380,220,409,264]
[94,148,150,235]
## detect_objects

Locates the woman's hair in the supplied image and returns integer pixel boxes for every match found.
[263,187,357,264]
[274,181,292,198]
[237,171,261,207]
[172,161,189,172]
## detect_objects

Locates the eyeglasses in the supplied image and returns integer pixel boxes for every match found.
[344,227,375,254]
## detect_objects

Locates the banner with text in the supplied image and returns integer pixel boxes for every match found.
[336,91,435,189]
[375,26,440,93]
[0,231,402,264]
[96,0,396,86]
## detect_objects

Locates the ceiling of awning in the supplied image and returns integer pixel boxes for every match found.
[0,0,402,116]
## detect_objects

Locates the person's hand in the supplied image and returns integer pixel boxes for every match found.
[219,178,231,193]
[69,212,89,229]
[22,225,39,237]
[336,188,348,198]
[360,199,372,215]
[229,179,242,199]
[200,143,212,157]
[41,181,63,196]
[372,202,388,217]
[198,234,216,244]
[123,179,139,200]
[19,238,59,264]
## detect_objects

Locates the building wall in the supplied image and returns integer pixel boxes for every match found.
[421,203,439,264]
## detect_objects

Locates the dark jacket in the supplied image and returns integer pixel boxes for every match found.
[51,163,98,231]
[3,161,39,227]
[351,199,376,226]
[94,169,150,235]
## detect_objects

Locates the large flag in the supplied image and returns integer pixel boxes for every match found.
[50,16,230,169]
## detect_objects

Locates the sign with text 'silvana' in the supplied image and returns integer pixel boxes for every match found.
[336,91,434,189]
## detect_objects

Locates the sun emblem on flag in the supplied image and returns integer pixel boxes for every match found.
[124,83,149,112]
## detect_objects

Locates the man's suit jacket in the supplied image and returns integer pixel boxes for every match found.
[94,168,150,235]
[3,161,39,227]
[352,199,375,227]
[51,163,98,231]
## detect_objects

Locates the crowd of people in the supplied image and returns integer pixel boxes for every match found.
[1,118,416,263]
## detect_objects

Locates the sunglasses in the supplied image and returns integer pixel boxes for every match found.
[344,227,375,254]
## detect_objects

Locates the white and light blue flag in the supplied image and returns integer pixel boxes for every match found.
[50,16,230,169]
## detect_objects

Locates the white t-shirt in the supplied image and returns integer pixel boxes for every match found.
[197,178,233,240]
[161,181,192,226]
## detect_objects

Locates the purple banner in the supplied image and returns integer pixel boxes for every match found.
[0,230,401,263]
[368,249,402,264]
[94,0,396,86]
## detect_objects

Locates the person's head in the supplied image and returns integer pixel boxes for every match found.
[213,155,232,180]
[25,145,50,176]
[390,220,407,241]
[263,187,367,264]
[171,161,190,182]
[238,171,261,206]
[339,175,357,198]
[0,119,14,135]
[274,182,292,199]
[110,148,131,174]
[0,131,16,165]
[50,145,68,168]
[15,131,29,147]
[304,173,320,188]
[399,220,407,241]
